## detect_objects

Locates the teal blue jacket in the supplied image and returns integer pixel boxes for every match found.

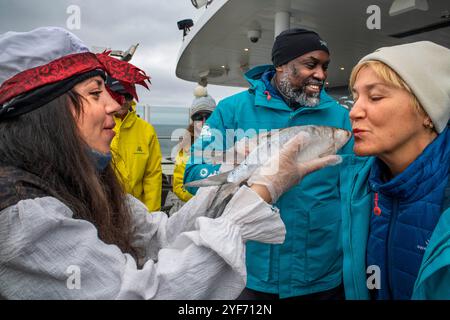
[340,155,450,300]
[184,65,353,297]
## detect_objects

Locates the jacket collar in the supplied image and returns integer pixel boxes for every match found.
[369,128,450,201]
[114,102,138,129]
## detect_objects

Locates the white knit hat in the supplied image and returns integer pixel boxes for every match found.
[190,85,216,118]
[359,41,450,133]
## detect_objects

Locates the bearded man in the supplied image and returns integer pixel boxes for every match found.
[184,28,353,300]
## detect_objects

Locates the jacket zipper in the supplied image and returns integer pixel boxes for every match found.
[347,170,361,298]
[373,193,382,216]
[386,197,399,299]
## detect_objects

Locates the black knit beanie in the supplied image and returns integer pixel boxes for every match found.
[272,28,329,67]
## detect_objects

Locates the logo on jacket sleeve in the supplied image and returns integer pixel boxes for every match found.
[200,125,212,139]
[134,146,145,154]
[199,168,209,178]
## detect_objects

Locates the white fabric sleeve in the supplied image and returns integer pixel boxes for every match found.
[0,186,284,300]
[128,185,221,261]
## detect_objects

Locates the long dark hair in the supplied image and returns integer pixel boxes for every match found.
[0,91,140,259]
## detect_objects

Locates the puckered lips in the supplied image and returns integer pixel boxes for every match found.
[352,128,368,139]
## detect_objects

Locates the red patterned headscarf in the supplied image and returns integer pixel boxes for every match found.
[0,27,150,119]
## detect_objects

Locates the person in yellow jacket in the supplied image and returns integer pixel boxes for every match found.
[172,85,216,204]
[173,146,193,202]
[110,85,162,212]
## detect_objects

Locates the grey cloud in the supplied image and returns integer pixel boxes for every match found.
[0,0,242,106]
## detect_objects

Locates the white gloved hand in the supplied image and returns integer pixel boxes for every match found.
[247,132,342,203]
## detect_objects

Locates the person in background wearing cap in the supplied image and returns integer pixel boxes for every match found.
[171,85,216,208]
[184,28,353,300]
[108,78,163,212]
[0,27,341,299]
[340,41,450,300]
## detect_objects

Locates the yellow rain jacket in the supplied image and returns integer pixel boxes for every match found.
[173,149,193,202]
[111,103,162,212]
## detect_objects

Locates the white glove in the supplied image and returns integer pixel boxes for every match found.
[247,132,342,203]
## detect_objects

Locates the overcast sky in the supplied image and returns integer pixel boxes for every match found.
[0,0,243,108]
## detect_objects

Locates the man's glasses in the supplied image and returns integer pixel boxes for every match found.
[191,112,212,122]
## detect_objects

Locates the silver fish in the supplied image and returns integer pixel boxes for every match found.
[185,125,351,219]
[185,125,351,188]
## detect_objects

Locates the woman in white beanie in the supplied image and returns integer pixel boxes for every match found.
[171,85,217,206]
[340,41,450,300]
[0,27,339,299]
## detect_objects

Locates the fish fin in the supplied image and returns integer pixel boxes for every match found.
[184,171,231,188]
